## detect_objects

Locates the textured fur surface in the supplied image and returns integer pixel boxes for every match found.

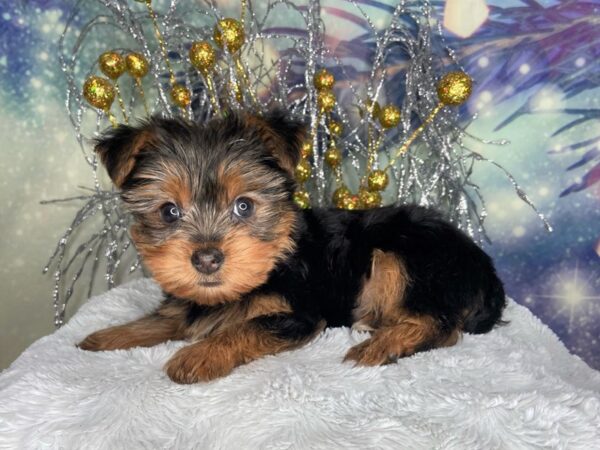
[1,280,599,449]
[80,112,506,383]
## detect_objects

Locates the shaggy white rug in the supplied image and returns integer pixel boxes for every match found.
[1,279,599,449]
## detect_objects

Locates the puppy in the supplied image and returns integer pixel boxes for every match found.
[78,110,506,384]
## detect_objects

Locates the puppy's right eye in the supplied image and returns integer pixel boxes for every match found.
[233,197,254,219]
[160,202,181,223]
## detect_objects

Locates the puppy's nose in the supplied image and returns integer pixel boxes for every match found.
[191,248,224,274]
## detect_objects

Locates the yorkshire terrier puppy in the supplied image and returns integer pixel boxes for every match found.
[78,110,506,384]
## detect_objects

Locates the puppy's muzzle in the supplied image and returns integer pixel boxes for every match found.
[191,248,224,274]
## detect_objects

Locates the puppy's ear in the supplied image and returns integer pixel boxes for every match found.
[245,109,307,175]
[93,122,156,188]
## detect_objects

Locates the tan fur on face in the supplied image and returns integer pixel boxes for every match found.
[352,249,410,331]
[132,233,203,300]
[158,169,193,209]
[217,158,292,210]
[218,164,247,206]
[217,218,296,302]
[123,160,193,219]
[133,214,297,307]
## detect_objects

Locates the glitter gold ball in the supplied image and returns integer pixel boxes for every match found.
[293,190,310,209]
[83,76,115,111]
[341,194,360,210]
[358,187,382,209]
[295,159,311,183]
[313,69,335,91]
[328,120,342,137]
[171,84,191,107]
[98,51,126,80]
[318,91,336,113]
[189,41,216,73]
[367,169,389,191]
[437,71,472,106]
[125,53,149,78]
[379,104,401,129]
[301,142,313,159]
[324,146,342,168]
[213,18,245,53]
[332,185,351,207]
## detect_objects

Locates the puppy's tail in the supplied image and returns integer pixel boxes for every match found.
[462,273,507,334]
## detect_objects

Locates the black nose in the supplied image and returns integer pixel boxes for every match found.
[191,248,224,274]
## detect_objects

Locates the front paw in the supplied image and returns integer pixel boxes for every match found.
[344,338,398,366]
[77,328,132,352]
[164,342,235,384]
[77,331,111,352]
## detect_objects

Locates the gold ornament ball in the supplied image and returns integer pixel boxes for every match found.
[367,169,389,191]
[213,18,245,53]
[189,41,216,73]
[98,51,126,80]
[295,159,312,183]
[437,71,472,106]
[332,185,351,208]
[301,142,313,159]
[341,194,360,210]
[313,69,335,91]
[125,53,149,78]
[83,76,115,111]
[358,187,382,209]
[293,190,311,209]
[171,84,191,107]
[318,91,336,113]
[379,104,401,129]
[328,120,342,137]
[324,146,342,168]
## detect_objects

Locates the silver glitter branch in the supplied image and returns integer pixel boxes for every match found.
[42,189,138,327]
[45,0,549,327]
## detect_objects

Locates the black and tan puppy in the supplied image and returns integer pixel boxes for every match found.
[78,111,506,384]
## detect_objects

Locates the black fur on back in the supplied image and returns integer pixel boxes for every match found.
[254,205,506,334]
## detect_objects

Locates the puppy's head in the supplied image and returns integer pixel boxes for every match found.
[94,111,306,305]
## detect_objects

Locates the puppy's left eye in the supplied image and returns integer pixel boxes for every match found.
[160,202,181,223]
[233,197,254,218]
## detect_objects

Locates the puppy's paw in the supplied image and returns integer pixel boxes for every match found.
[77,331,112,352]
[164,342,235,384]
[343,338,402,366]
[77,327,140,352]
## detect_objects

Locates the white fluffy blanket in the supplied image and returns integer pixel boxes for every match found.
[1,279,599,449]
